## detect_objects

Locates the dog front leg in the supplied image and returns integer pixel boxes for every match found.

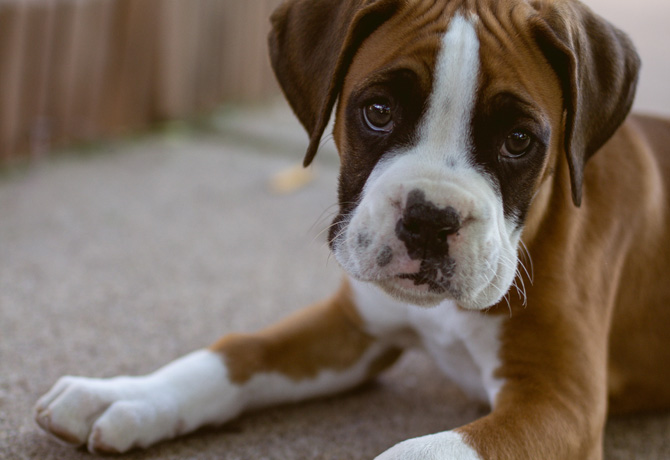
[35,281,402,454]
[375,305,609,460]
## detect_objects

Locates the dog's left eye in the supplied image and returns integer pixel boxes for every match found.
[501,130,533,158]
[363,101,394,133]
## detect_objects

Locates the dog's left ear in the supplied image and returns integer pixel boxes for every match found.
[531,0,640,206]
[269,0,401,167]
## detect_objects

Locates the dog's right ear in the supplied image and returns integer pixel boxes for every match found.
[269,0,401,167]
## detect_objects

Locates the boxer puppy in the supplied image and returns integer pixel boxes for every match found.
[34,0,670,458]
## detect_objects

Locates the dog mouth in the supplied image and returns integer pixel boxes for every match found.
[396,258,456,294]
[330,213,463,302]
[377,273,460,308]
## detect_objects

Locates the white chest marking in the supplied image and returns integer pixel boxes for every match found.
[350,278,505,406]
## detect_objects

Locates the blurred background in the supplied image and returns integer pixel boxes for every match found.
[0,0,284,165]
[0,0,668,166]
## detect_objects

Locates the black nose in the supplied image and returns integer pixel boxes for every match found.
[395,189,461,261]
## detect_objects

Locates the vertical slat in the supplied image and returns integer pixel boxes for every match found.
[0,2,28,164]
[87,0,114,140]
[261,0,281,97]
[220,0,242,101]
[125,0,159,131]
[0,2,27,162]
[245,0,262,101]
[101,0,159,135]
[67,0,113,142]
[237,0,254,101]
[62,0,92,142]
[209,0,227,109]
[240,1,258,100]
[217,0,280,103]
[59,0,101,143]
[153,0,175,119]
[46,0,78,146]
[99,0,124,133]
[12,1,35,159]
[25,0,56,160]
[3,0,56,162]
[194,0,222,114]
[154,0,199,120]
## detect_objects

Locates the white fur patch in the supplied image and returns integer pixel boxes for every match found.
[375,430,482,460]
[35,350,241,453]
[351,278,505,406]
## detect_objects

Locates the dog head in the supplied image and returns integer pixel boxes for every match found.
[269,0,639,309]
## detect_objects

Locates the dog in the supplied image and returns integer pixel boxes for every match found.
[34,0,670,458]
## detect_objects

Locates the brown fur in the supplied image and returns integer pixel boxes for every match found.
[210,280,401,384]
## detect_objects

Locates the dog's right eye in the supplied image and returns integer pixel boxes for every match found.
[363,100,394,133]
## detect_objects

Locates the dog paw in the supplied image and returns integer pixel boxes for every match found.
[35,350,242,453]
[35,375,180,453]
[374,431,482,460]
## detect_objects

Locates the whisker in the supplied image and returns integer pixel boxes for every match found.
[515,267,528,306]
[308,201,359,245]
[320,217,356,251]
[308,203,339,233]
[312,218,340,245]
[503,291,513,318]
[518,239,535,284]
[320,132,335,150]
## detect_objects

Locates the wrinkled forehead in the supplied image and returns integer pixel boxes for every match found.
[342,1,459,106]
[341,0,563,127]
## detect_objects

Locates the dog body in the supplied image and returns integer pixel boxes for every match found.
[35,0,670,458]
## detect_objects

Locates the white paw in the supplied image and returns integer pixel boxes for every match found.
[35,375,179,453]
[375,431,482,460]
[34,350,242,453]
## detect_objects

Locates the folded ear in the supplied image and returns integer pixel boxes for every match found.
[531,0,640,206]
[269,0,401,167]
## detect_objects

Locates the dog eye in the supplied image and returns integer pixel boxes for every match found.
[501,130,532,158]
[363,100,394,133]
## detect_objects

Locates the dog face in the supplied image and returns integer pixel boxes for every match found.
[269,0,639,309]
[329,9,563,309]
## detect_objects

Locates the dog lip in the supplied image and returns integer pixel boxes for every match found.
[396,272,435,285]
[394,272,450,294]
[375,276,454,308]
[394,256,456,289]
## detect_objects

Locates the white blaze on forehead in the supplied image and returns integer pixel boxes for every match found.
[419,14,480,165]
